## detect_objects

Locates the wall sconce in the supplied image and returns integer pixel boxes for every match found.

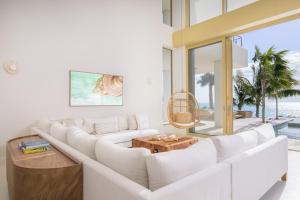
[3,60,18,75]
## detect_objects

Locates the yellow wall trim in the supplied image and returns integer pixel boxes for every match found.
[173,0,300,48]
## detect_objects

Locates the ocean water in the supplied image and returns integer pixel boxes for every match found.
[237,102,300,118]
[200,101,300,118]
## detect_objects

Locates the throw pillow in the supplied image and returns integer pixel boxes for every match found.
[61,118,84,128]
[128,115,138,130]
[253,123,276,144]
[95,139,151,187]
[135,114,150,130]
[118,116,129,131]
[83,118,95,134]
[94,117,119,134]
[146,139,217,191]
[49,122,68,143]
[35,119,52,133]
[66,127,98,159]
[211,130,258,162]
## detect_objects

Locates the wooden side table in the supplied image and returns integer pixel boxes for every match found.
[6,135,83,200]
[132,135,198,153]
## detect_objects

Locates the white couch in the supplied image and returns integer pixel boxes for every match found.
[227,136,287,200]
[31,118,287,200]
[224,128,288,200]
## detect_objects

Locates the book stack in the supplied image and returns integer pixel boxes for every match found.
[19,140,51,154]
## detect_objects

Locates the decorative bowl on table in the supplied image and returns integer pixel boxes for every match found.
[149,134,179,142]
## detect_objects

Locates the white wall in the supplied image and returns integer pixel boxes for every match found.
[190,0,222,25]
[161,0,188,134]
[227,0,258,11]
[0,0,175,157]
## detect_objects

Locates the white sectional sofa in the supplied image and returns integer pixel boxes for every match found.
[31,117,288,200]
[225,126,288,200]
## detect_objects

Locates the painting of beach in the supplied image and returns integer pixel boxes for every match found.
[70,71,123,106]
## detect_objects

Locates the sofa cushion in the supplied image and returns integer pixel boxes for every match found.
[118,116,128,131]
[145,139,217,191]
[66,127,98,159]
[83,118,95,134]
[95,117,119,134]
[139,129,160,137]
[61,118,84,128]
[253,123,275,144]
[135,114,150,130]
[35,119,52,133]
[128,115,138,130]
[211,130,258,162]
[95,139,151,187]
[49,122,68,143]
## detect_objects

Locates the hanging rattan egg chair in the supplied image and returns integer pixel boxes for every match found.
[167,91,200,129]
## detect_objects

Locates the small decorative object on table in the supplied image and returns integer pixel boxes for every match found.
[149,134,179,142]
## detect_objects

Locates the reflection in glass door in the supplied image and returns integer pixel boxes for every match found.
[188,42,225,135]
[231,36,251,133]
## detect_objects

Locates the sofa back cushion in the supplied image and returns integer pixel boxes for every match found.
[50,122,68,143]
[211,130,258,162]
[35,119,52,133]
[135,114,150,130]
[66,127,98,159]
[253,123,275,144]
[145,139,217,191]
[128,115,138,130]
[82,118,96,134]
[61,118,84,128]
[95,139,151,187]
[118,116,129,131]
[94,117,119,134]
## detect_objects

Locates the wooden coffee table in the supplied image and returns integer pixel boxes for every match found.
[132,135,198,153]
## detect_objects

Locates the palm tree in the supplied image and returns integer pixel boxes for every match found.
[252,46,274,123]
[267,50,300,119]
[250,65,262,117]
[197,73,214,109]
[233,72,254,110]
[233,67,262,117]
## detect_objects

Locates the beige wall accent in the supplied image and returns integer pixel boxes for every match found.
[225,38,233,134]
[173,0,300,48]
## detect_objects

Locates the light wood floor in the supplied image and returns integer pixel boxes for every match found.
[0,151,299,200]
[260,150,300,200]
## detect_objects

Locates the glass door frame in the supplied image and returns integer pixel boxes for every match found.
[186,37,233,135]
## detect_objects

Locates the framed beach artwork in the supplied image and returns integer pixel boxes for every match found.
[70,71,123,106]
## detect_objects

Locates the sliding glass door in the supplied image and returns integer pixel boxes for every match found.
[188,42,225,135]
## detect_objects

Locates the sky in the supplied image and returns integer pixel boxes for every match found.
[196,18,300,105]
[241,18,300,61]
[236,18,300,102]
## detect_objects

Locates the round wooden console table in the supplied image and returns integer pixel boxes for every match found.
[6,135,83,200]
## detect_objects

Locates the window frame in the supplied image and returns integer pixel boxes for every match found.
[162,47,173,123]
